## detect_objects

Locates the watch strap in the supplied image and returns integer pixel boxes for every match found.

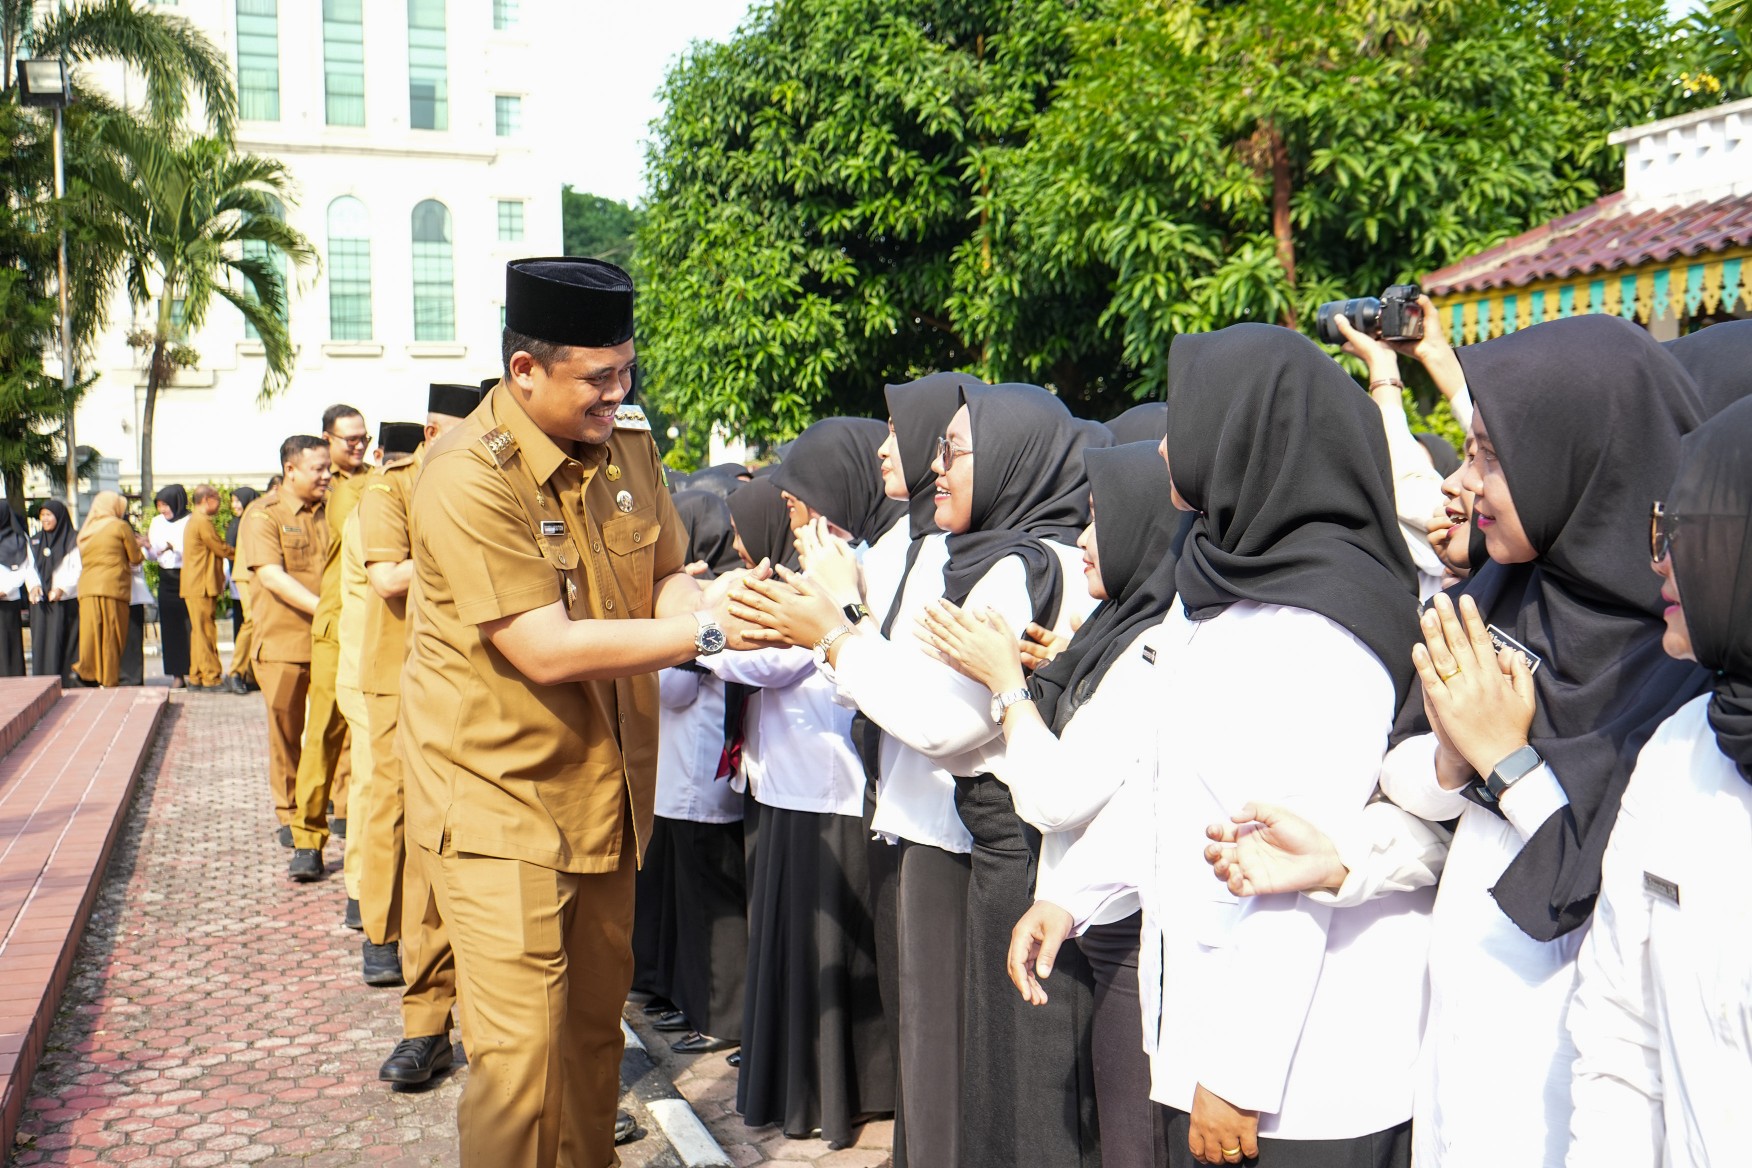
[841,601,871,624]
[1484,744,1543,801]
[990,686,1033,724]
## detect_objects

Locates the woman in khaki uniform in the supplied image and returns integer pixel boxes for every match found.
[74,492,142,688]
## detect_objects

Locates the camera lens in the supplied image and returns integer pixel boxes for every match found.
[1315,297,1383,345]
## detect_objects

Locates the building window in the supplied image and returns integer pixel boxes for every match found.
[322,0,365,126]
[327,197,374,341]
[407,0,447,131]
[494,94,521,138]
[236,0,279,121]
[493,0,518,30]
[412,199,455,342]
[497,200,525,241]
[241,196,288,341]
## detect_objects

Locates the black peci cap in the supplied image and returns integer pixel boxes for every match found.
[429,382,483,418]
[505,257,634,348]
[379,422,425,459]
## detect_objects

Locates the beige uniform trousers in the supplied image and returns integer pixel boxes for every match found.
[291,634,350,849]
[336,682,373,900]
[186,596,223,687]
[74,595,127,688]
[429,842,635,1168]
[229,590,256,683]
[255,660,310,826]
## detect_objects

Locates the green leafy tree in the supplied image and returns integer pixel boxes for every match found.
[636,0,1089,454]
[78,121,314,500]
[562,187,640,263]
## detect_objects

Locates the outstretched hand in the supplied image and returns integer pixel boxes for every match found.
[915,600,1027,694]
[1202,802,1348,897]
[730,564,842,649]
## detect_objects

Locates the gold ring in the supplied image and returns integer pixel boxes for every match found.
[1221,1149,1242,1159]
[1437,665,1462,681]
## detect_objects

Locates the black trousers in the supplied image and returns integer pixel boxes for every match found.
[1162,1110,1411,1168]
[1079,913,1166,1168]
[156,569,190,679]
[895,840,971,1168]
[30,598,79,684]
[120,604,145,686]
[0,598,23,677]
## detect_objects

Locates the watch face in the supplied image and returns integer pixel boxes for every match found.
[700,626,727,654]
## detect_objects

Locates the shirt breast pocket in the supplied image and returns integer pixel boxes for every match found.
[281,531,311,572]
[602,507,659,617]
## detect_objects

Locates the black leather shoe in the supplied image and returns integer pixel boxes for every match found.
[362,940,403,986]
[288,848,323,881]
[244,677,260,692]
[379,1034,452,1084]
[222,674,249,695]
[276,825,293,848]
[331,817,347,840]
[651,1010,691,1032]
[640,997,678,1017]
[672,1031,738,1054]
[344,898,362,930]
[726,1051,742,1068]
[615,1110,638,1145]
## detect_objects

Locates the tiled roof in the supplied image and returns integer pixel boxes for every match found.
[1424,190,1752,296]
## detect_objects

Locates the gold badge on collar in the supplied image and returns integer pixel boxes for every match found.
[615,490,634,513]
[605,463,622,482]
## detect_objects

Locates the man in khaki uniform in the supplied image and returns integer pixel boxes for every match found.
[401,258,757,1167]
[180,485,234,691]
[227,475,281,696]
[239,438,331,853]
[358,388,479,1084]
[289,405,372,877]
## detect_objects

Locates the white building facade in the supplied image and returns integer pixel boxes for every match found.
[63,0,566,492]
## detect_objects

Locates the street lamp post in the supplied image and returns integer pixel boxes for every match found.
[17,59,76,519]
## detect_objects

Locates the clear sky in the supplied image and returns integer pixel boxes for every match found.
[553,1,758,208]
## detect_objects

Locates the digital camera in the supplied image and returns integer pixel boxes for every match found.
[1315,283,1425,346]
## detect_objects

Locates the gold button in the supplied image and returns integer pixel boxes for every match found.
[593,542,602,553]
[605,599,614,611]
[632,531,642,544]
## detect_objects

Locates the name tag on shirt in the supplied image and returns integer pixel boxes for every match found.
[539,521,566,537]
[1486,624,1544,674]
[1644,871,1680,907]
[1142,646,1157,665]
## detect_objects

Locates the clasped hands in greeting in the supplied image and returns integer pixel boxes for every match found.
[1412,593,1538,791]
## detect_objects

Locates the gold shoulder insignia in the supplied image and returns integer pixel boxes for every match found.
[480,426,519,466]
[613,405,652,432]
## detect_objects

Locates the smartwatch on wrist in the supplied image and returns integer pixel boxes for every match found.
[841,601,871,625]
[1483,744,1542,802]
[990,686,1033,725]
[693,610,727,656]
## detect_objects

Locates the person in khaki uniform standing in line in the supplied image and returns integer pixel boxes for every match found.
[289,406,372,876]
[180,485,234,692]
[358,386,481,1086]
[401,257,762,1167]
[241,437,331,855]
[73,492,142,688]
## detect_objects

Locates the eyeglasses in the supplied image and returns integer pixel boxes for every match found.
[1650,500,1679,563]
[327,431,372,449]
[936,436,973,472]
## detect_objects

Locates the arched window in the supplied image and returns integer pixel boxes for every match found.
[241,194,286,341]
[411,199,454,342]
[327,196,373,340]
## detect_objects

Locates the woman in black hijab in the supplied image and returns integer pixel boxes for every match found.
[29,500,80,683]
[1104,401,1169,446]
[1664,318,1752,419]
[1378,314,1708,1167]
[922,440,1186,1168]
[769,417,906,548]
[672,489,743,578]
[1567,394,1752,1163]
[0,505,31,676]
[149,484,193,685]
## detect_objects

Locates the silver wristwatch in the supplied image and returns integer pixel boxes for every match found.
[990,686,1033,724]
[693,610,727,656]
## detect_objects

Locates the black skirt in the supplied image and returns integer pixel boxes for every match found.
[30,598,79,684]
[632,817,678,1001]
[120,603,145,687]
[737,800,894,1145]
[954,774,1100,1168]
[666,818,748,1041]
[0,598,23,677]
[155,570,189,678]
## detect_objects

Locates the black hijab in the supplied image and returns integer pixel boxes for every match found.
[1104,402,1169,445]
[1665,320,1752,420]
[886,371,985,541]
[1668,395,1752,782]
[683,466,743,500]
[0,504,28,572]
[1395,314,1710,941]
[29,500,75,583]
[1169,324,1420,703]
[1416,431,1461,478]
[673,489,742,578]
[767,417,906,547]
[941,383,1108,627]
[1030,442,1190,733]
[226,486,259,549]
[725,478,799,571]
[155,484,190,523]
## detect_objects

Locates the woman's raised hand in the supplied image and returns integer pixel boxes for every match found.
[915,600,1027,694]
[1018,621,1071,672]
[731,564,841,649]
[1411,593,1537,785]
[795,519,863,604]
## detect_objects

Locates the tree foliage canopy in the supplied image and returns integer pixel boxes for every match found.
[562,187,640,263]
[636,0,1733,442]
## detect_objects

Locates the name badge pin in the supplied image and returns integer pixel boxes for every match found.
[605,463,622,481]
[1644,871,1680,907]
[539,520,566,537]
[615,490,634,513]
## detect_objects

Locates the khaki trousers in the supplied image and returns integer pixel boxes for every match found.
[255,660,310,826]
[401,838,458,1039]
[292,634,350,849]
[359,692,407,943]
[336,683,374,900]
[74,595,127,688]
[229,590,256,683]
[186,596,223,687]
[430,844,635,1168]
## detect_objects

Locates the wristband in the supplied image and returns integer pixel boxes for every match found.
[812,623,854,667]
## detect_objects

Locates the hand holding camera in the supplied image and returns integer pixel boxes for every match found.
[1319,285,1467,404]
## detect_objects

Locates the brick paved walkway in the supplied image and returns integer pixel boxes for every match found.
[8,676,898,1167]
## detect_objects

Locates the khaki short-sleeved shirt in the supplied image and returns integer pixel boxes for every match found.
[231,491,277,586]
[179,514,232,599]
[357,449,421,697]
[400,386,687,874]
[239,493,327,664]
[76,517,142,600]
[312,466,370,641]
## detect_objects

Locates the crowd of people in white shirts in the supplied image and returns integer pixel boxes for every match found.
[631,307,1751,1168]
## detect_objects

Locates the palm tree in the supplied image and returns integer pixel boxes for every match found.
[79,119,314,499]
